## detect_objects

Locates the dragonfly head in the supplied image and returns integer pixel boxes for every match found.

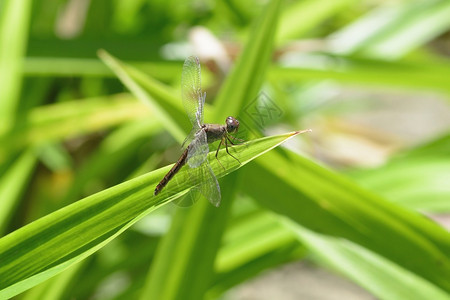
[226,116,239,133]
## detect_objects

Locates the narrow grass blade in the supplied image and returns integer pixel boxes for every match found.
[62,118,161,204]
[212,0,281,126]
[277,0,356,44]
[22,260,86,300]
[0,150,36,235]
[0,0,32,129]
[23,57,180,81]
[331,0,450,59]
[360,1,450,59]
[270,57,450,94]
[282,219,450,300]
[0,94,146,163]
[208,210,304,298]
[215,210,297,273]
[349,157,450,212]
[348,133,450,212]
[98,49,188,143]
[243,149,450,292]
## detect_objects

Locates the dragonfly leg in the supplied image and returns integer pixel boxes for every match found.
[227,135,245,145]
[215,139,226,170]
[225,137,241,164]
[227,135,236,145]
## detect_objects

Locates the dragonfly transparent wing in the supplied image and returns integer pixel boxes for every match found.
[181,56,205,129]
[174,129,221,207]
[173,130,208,207]
[175,56,221,207]
[186,129,209,168]
[181,127,197,149]
[195,161,221,207]
[173,161,221,207]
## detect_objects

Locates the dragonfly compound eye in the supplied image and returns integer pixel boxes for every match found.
[226,116,239,133]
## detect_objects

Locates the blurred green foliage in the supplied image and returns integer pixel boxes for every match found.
[0,0,449,299]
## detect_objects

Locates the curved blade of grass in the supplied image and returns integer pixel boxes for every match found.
[276,0,356,44]
[213,207,450,298]
[0,150,36,235]
[0,94,147,164]
[331,0,450,59]
[270,57,450,94]
[208,210,304,298]
[282,219,449,300]
[215,210,297,274]
[62,118,161,205]
[349,157,450,212]
[0,131,298,299]
[98,49,188,143]
[212,0,280,126]
[23,57,180,81]
[243,149,450,293]
[361,1,450,59]
[348,133,450,212]
[22,260,86,300]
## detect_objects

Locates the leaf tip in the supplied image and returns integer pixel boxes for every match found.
[292,129,312,136]
[97,49,114,62]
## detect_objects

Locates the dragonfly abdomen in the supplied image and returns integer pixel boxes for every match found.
[154,147,189,196]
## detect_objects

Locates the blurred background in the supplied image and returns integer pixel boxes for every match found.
[1,0,449,299]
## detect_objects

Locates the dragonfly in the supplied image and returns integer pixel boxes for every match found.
[153,56,241,207]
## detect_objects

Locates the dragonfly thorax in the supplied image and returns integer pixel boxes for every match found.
[204,123,226,143]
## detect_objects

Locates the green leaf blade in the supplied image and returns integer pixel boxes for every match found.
[98,49,188,143]
[0,0,32,129]
[243,149,450,292]
[0,131,297,299]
